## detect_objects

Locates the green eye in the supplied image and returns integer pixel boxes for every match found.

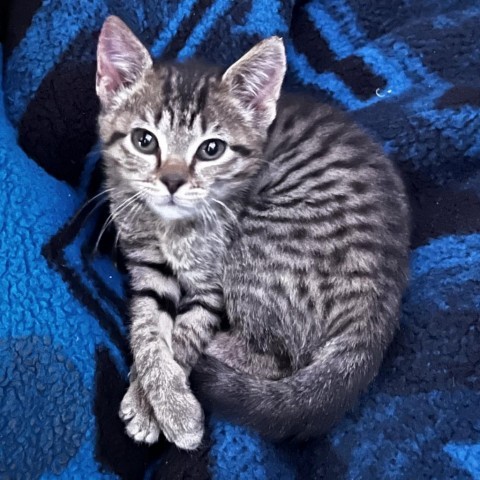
[131,128,158,154]
[196,139,227,161]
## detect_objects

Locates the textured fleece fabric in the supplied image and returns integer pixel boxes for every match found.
[1,0,479,478]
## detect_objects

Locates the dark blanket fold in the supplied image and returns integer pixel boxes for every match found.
[1,0,479,478]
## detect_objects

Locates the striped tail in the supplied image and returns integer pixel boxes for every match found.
[190,338,384,441]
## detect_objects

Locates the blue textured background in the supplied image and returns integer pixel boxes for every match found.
[1,0,480,478]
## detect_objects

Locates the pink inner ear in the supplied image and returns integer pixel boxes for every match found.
[97,48,124,95]
[249,64,281,109]
[96,17,151,100]
[224,40,286,117]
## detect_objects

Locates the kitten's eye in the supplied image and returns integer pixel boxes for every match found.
[131,129,158,154]
[196,139,227,161]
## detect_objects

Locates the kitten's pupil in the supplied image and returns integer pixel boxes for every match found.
[196,139,226,161]
[132,128,158,154]
[140,132,153,147]
[206,141,218,156]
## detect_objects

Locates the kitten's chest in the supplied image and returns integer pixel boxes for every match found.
[157,228,227,273]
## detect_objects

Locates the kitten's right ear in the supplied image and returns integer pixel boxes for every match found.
[96,16,152,104]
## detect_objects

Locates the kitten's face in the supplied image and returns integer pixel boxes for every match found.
[96,16,286,222]
[99,68,263,220]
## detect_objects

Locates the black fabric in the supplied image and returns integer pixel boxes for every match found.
[2,0,42,55]
[18,29,100,186]
[154,438,212,480]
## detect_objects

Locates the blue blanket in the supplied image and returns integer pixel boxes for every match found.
[1,1,479,478]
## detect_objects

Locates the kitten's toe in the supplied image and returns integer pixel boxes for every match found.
[126,414,160,444]
[119,380,140,421]
[119,398,135,421]
[159,392,205,450]
[120,380,160,444]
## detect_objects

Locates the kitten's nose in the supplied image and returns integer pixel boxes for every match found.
[160,172,187,194]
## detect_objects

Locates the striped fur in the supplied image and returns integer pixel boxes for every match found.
[97,17,410,449]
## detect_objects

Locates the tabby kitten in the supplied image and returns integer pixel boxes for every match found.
[96,16,410,450]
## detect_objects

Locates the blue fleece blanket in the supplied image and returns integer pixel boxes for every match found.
[1,1,479,479]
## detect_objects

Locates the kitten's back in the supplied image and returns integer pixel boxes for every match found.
[230,95,410,365]
[192,96,410,440]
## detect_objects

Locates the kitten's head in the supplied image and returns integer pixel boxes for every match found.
[96,16,286,222]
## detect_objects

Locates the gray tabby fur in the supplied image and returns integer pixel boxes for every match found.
[96,16,410,450]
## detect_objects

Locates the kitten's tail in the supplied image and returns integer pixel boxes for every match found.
[190,339,384,441]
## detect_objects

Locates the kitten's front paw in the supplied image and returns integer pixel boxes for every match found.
[120,379,160,444]
[159,390,205,450]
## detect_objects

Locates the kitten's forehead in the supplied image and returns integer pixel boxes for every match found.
[140,63,220,129]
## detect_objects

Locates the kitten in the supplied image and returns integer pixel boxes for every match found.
[96,16,410,450]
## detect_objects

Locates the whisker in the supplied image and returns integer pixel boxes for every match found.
[94,191,144,254]
[210,198,239,226]
[128,201,144,228]
[69,187,115,225]
[206,202,219,224]
[200,199,220,231]
[112,189,148,265]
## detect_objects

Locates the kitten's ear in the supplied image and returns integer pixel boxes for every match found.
[96,16,152,104]
[222,37,286,128]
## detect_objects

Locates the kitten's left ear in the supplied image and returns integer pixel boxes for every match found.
[222,37,286,128]
[96,16,152,105]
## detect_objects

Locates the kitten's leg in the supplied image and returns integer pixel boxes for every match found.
[172,291,224,372]
[124,259,204,450]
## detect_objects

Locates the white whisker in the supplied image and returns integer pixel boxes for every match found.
[69,187,115,226]
[94,190,144,254]
[210,198,238,226]
[113,199,144,266]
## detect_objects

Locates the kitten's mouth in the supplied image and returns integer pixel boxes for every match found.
[146,195,196,220]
